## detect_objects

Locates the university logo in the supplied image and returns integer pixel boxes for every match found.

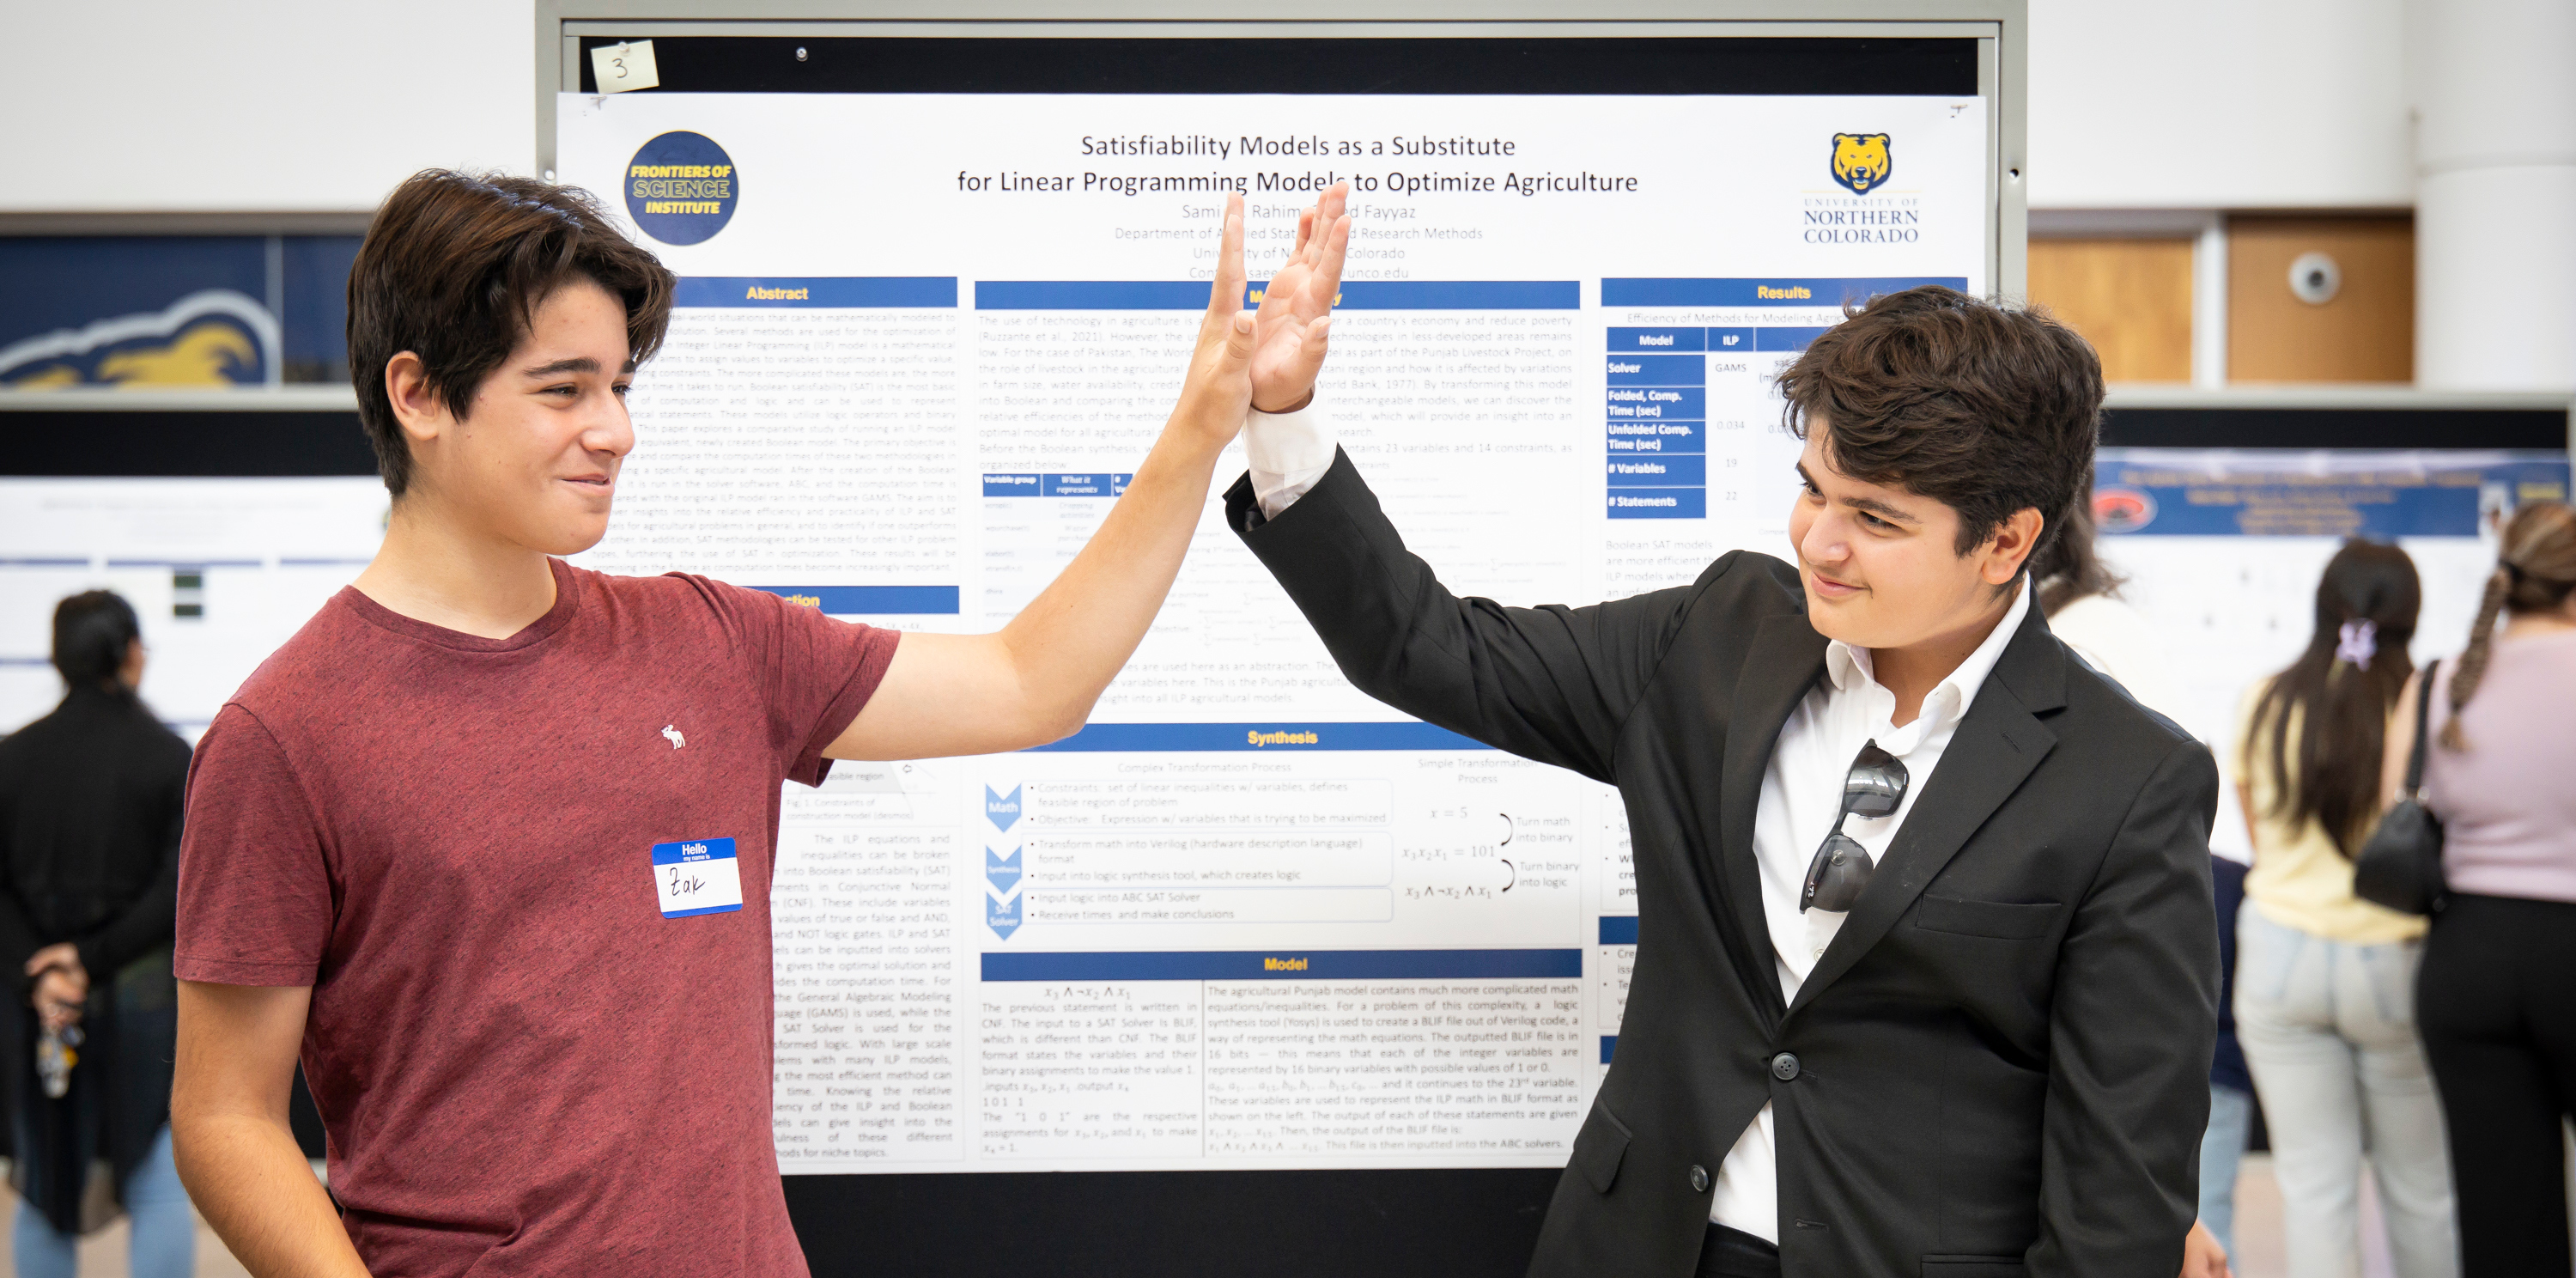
[627,131,739,246]
[1830,133,1893,195]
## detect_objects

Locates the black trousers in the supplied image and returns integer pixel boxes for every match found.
[2417,892,2576,1277]
[1697,1221,1781,1278]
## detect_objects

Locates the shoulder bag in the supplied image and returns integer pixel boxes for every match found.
[2353,659,2448,916]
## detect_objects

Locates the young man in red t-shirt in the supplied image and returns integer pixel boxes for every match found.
[169,170,1351,1276]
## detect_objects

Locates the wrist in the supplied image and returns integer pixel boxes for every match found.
[1252,388,1315,416]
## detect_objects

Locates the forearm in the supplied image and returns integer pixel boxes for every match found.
[173,1111,368,1278]
[996,419,1230,736]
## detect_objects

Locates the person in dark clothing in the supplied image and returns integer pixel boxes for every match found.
[0,591,195,1277]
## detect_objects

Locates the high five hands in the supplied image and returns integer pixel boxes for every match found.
[1171,185,1355,447]
[1250,183,1352,413]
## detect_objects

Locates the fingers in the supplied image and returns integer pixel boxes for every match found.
[1202,192,1246,332]
[1310,204,1352,313]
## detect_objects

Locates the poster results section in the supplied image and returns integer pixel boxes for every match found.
[554,90,1991,1173]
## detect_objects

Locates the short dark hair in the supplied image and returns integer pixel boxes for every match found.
[52,590,140,690]
[348,170,676,496]
[1777,285,2104,563]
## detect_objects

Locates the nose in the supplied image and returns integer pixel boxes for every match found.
[1800,508,1852,569]
[584,386,635,459]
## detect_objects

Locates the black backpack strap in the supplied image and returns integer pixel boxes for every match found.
[2406,659,2439,795]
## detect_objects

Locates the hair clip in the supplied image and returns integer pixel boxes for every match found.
[2335,618,2378,670]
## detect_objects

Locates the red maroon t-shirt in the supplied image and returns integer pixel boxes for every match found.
[177,559,897,1276]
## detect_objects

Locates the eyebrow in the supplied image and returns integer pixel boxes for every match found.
[1796,462,1921,525]
[519,356,637,378]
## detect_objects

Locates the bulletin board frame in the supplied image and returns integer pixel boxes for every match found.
[527,5,2026,1275]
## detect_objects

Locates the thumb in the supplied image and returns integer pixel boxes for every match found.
[1218,308,1255,365]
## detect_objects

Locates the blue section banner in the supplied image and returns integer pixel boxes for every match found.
[976,280,1578,310]
[1598,916,1641,945]
[674,277,957,307]
[748,586,960,614]
[1327,281,1580,310]
[1601,1036,1619,1064]
[976,280,1207,310]
[2093,450,2573,539]
[1023,721,1494,752]
[981,948,1583,982]
[1600,277,1968,307]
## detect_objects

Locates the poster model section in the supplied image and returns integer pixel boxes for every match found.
[557,89,1995,1174]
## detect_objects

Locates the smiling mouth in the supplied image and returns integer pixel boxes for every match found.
[1807,568,1864,597]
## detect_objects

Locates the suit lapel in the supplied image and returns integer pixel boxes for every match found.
[1718,614,1830,1024]
[1785,606,2069,1019]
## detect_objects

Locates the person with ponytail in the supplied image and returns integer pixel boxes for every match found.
[2385,500,2576,1277]
[2233,541,2458,1278]
[0,592,195,1277]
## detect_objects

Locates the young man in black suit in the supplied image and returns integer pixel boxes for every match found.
[1230,186,2221,1278]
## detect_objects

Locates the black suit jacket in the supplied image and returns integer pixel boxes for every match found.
[1226,452,2219,1278]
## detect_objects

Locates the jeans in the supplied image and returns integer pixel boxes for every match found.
[11,1124,194,1278]
[2201,1082,2254,1257]
[2237,907,2458,1278]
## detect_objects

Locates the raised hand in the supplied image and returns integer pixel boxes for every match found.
[1170,192,1260,447]
[1249,183,1352,412]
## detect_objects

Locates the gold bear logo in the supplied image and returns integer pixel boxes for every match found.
[1832,133,1892,195]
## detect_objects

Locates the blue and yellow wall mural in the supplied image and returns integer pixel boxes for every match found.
[0,235,361,389]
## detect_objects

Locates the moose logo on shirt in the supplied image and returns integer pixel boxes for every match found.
[661,724,686,750]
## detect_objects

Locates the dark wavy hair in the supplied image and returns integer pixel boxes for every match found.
[52,590,141,692]
[348,170,676,497]
[2250,541,2419,858]
[2033,485,2127,616]
[1777,285,2105,571]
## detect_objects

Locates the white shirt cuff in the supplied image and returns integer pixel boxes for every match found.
[1245,398,1337,520]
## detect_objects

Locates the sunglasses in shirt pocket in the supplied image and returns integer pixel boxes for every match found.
[1913,895,2063,941]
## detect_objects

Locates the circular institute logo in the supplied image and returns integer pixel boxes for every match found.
[625,131,738,246]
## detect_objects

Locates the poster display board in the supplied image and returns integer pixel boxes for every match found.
[548,51,1992,1174]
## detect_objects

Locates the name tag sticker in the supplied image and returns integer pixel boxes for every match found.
[651,837,744,918]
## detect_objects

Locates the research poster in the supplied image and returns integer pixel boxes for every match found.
[554,88,1992,1174]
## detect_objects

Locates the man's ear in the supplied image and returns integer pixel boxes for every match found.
[385,351,446,446]
[1980,507,2047,587]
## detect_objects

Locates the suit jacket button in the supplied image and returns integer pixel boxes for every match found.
[1771,1052,1801,1080]
[1688,1165,1710,1193]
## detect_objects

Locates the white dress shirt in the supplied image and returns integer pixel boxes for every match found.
[1242,400,2032,1244]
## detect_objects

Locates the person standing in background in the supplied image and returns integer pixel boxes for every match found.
[2235,540,2456,1278]
[2391,501,2576,1278]
[2034,496,2239,1278]
[0,592,195,1278]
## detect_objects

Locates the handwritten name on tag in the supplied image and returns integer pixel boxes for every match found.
[651,837,743,918]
